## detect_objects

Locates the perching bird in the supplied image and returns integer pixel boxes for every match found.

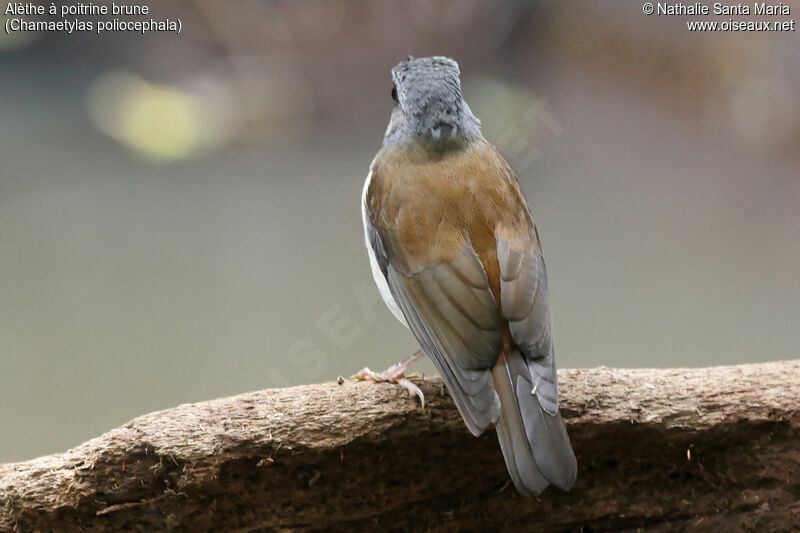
[359,56,577,496]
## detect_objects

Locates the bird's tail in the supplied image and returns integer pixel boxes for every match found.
[491,348,577,496]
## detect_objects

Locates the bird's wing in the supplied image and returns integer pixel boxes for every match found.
[365,221,502,436]
[496,227,558,414]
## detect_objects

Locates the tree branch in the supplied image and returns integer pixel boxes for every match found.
[2,360,799,532]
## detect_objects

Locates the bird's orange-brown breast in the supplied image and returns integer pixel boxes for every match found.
[366,139,538,305]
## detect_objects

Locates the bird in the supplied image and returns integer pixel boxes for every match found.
[358,55,577,496]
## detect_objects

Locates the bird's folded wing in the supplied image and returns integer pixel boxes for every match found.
[367,224,502,436]
[497,234,558,415]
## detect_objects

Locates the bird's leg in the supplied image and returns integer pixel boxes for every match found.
[353,350,426,407]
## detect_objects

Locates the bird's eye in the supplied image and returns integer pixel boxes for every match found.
[391,85,398,103]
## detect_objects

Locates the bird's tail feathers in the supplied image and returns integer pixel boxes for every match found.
[491,348,577,496]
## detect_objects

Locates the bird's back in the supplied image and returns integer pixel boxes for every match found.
[365,138,535,306]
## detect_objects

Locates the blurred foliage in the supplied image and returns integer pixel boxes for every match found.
[4,0,797,157]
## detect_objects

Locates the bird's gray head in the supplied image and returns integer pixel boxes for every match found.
[384,56,481,153]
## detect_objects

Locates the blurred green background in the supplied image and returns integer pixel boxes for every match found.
[1,0,798,462]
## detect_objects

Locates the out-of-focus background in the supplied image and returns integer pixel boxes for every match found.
[1,0,798,462]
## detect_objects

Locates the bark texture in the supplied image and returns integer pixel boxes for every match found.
[1,360,798,532]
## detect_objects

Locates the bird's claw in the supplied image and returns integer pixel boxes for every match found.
[397,377,425,408]
[352,351,426,407]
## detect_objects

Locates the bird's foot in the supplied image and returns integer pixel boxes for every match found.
[352,350,425,407]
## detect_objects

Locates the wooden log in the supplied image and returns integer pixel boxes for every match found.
[1,360,798,532]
